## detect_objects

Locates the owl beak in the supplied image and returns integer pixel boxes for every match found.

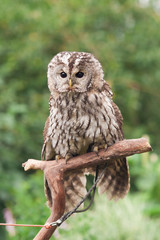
[69,79,72,88]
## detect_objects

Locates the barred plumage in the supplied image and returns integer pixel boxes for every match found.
[42,51,130,211]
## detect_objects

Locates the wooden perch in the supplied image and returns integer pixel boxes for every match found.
[22,138,152,240]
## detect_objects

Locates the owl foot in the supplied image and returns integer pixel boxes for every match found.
[92,144,108,153]
[55,155,62,162]
[65,153,73,163]
[93,145,99,153]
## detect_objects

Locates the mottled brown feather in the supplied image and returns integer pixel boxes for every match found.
[42,51,130,211]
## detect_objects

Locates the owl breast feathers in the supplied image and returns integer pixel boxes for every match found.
[42,51,130,212]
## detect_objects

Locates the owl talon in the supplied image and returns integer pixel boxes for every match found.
[65,153,73,163]
[55,155,60,162]
[93,146,99,153]
[92,144,108,153]
[105,144,108,150]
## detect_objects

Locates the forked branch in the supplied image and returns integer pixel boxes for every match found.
[22,138,152,240]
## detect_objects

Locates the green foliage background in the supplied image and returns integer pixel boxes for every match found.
[0,0,160,239]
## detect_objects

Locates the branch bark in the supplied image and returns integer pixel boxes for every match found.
[22,138,152,240]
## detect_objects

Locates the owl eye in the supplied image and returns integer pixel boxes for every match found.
[60,72,67,78]
[75,72,84,78]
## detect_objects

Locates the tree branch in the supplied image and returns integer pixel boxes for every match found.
[22,138,152,240]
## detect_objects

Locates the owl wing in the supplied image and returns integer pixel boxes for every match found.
[97,82,130,200]
[41,117,49,160]
[41,116,55,160]
[103,81,124,139]
[112,101,124,139]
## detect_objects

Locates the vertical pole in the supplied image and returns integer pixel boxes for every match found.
[34,169,65,240]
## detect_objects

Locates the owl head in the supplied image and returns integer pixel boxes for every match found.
[47,51,105,94]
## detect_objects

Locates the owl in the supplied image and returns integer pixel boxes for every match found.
[42,51,130,211]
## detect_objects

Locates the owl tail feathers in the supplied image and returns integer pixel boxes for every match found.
[97,158,130,201]
[64,172,87,212]
[44,172,87,212]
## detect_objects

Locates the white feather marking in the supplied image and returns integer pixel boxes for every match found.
[61,52,71,65]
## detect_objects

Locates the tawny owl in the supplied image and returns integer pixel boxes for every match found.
[42,51,130,211]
